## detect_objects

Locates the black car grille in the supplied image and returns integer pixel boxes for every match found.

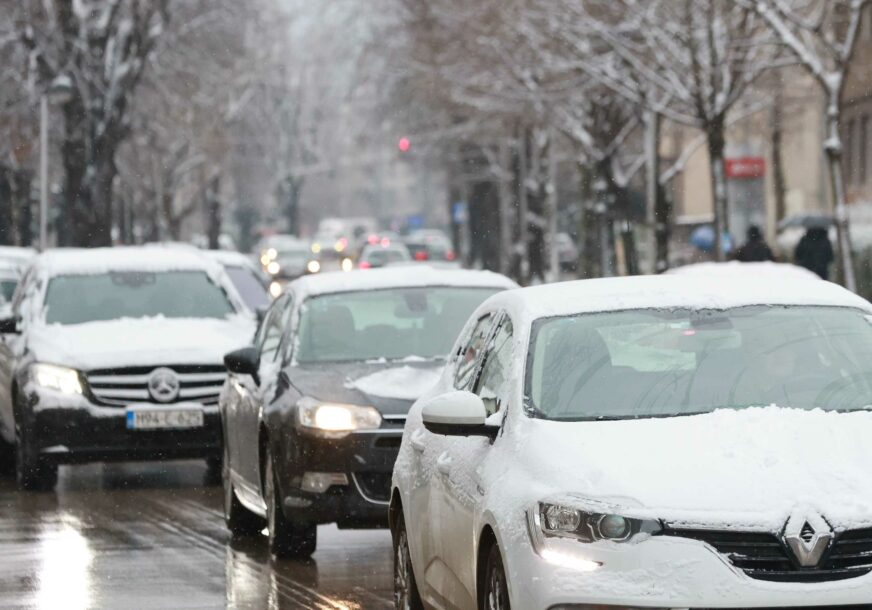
[352,472,391,503]
[662,526,872,583]
[85,364,226,407]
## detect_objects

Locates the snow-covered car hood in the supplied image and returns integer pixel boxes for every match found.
[514,407,872,530]
[27,315,256,371]
[289,360,444,417]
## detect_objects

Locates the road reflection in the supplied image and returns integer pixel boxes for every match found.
[35,515,93,610]
[0,461,393,609]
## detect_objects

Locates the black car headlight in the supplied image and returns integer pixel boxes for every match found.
[296,396,382,439]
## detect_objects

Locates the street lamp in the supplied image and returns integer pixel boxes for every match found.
[39,74,74,251]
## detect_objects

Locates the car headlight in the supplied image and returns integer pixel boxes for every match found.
[296,397,381,438]
[30,363,83,395]
[307,260,321,274]
[267,261,281,275]
[530,501,660,544]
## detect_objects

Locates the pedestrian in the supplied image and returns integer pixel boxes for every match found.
[795,227,834,280]
[733,225,775,263]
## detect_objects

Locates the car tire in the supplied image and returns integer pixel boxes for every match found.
[482,542,510,610]
[15,424,57,492]
[223,445,264,537]
[392,510,424,610]
[264,449,316,558]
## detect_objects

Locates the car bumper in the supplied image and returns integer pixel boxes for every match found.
[508,533,872,608]
[25,390,221,464]
[277,428,402,529]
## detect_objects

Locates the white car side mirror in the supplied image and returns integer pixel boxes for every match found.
[421,390,499,441]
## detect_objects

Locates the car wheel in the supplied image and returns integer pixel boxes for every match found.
[482,543,510,610]
[15,424,57,492]
[264,449,316,558]
[223,444,264,537]
[392,511,424,610]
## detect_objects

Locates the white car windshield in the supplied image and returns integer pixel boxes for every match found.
[44,270,236,325]
[295,287,499,363]
[526,306,872,420]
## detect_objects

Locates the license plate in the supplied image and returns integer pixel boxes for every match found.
[126,407,204,430]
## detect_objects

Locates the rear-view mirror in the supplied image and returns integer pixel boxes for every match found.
[0,316,19,335]
[224,347,260,381]
[421,390,498,441]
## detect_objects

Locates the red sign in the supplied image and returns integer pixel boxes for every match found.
[725,157,766,179]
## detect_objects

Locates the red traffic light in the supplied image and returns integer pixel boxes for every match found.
[398,137,411,153]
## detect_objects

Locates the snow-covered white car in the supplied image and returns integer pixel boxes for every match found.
[219,266,517,558]
[391,274,872,609]
[0,247,256,490]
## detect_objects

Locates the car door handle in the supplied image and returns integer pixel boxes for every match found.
[410,429,426,453]
[436,452,452,476]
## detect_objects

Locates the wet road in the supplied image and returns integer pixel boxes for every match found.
[0,461,393,609]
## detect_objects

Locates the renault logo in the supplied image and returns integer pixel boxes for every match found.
[148,367,180,403]
[783,512,833,568]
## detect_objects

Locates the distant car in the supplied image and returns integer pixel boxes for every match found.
[404,231,456,263]
[264,241,317,281]
[358,243,411,269]
[219,266,518,558]
[555,232,578,272]
[667,261,820,282]
[391,274,872,609]
[203,250,271,312]
[0,247,256,490]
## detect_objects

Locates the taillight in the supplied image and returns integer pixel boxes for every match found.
[359,261,372,269]
[414,251,429,261]
[445,250,456,261]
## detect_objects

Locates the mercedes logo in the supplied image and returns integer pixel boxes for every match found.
[783,512,833,568]
[148,367,181,403]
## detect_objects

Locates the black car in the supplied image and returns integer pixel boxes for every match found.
[0,247,256,490]
[219,266,517,557]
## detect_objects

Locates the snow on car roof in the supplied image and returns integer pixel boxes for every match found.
[35,246,226,276]
[489,274,871,324]
[666,261,820,281]
[290,265,518,299]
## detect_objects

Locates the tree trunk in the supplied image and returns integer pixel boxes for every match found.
[771,82,787,225]
[645,110,664,272]
[0,168,12,245]
[546,128,559,281]
[497,138,513,276]
[206,176,222,250]
[825,95,856,291]
[516,125,530,284]
[654,182,672,273]
[707,118,729,261]
[282,176,303,236]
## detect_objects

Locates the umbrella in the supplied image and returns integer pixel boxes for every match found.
[777,214,835,232]
[689,225,733,253]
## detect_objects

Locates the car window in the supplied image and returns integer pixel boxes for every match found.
[258,295,292,363]
[474,317,513,416]
[224,265,269,311]
[44,271,235,325]
[295,287,499,363]
[454,313,494,390]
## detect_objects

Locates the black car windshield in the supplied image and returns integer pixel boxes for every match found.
[295,287,499,363]
[224,266,269,312]
[526,306,872,420]
[44,271,236,325]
